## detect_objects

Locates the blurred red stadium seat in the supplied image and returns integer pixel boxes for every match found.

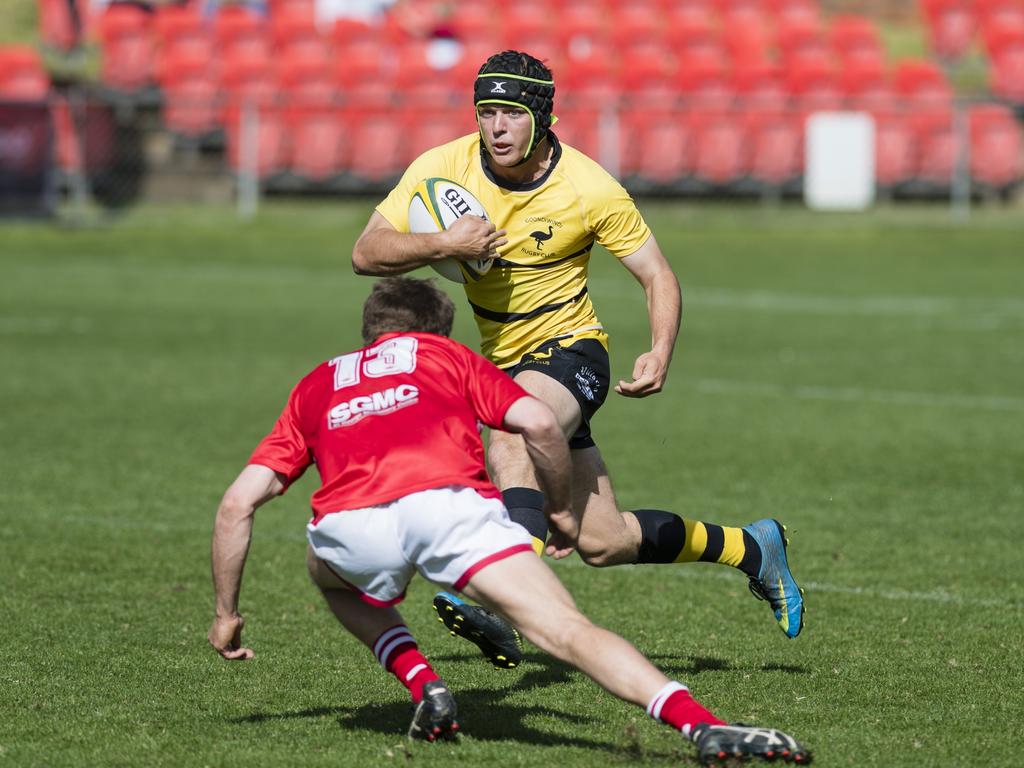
[777,13,825,52]
[280,34,332,69]
[329,17,374,49]
[269,0,315,16]
[96,5,154,91]
[37,0,81,52]
[401,105,475,163]
[830,15,883,58]
[909,109,957,185]
[976,0,1024,25]
[892,59,954,110]
[225,107,288,179]
[552,104,605,160]
[773,0,820,24]
[923,1,978,59]
[287,109,349,182]
[620,111,695,185]
[220,50,276,128]
[785,52,842,112]
[873,112,916,189]
[331,38,395,107]
[839,61,898,113]
[278,53,338,113]
[744,109,803,186]
[557,3,608,56]
[269,5,319,52]
[154,6,212,86]
[690,110,747,185]
[721,16,773,68]
[214,6,269,60]
[609,4,665,48]
[154,4,205,48]
[617,40,677,92]
[989,46,1024,103]
[732,59,790,111]
[969,104,1023,188]
[676,49,734,111]
[560,44,621,107]
[0,46,50,99]
[344,111,404,181]
[448,1,497,41]
[981,12,1024,55]
[160,52,220,140]
[500,3,551,49]
[664,5,719,54]
[446,39,507,87]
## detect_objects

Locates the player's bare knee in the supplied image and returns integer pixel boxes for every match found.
[522,610,594,658]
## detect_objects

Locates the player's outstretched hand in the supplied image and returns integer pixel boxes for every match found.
[615,351,670,398]
[544,530,576,559]
[443,215,508,262]
[208,613,254,661]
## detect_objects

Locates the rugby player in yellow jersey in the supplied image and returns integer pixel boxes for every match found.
[351,51,805,663]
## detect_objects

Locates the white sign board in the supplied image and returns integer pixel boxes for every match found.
[805,112,876,211]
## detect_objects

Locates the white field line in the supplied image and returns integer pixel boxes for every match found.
[0,317,93,334]
[23,515,1021,611]
[686,289,1024,319]
[554,557,1022,610]
[691,378,1024,412]
[588,278,1024,321]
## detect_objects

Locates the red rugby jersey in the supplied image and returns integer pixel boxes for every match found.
[249,332,527,523]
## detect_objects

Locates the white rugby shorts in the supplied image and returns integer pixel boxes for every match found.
[306,485,534,606]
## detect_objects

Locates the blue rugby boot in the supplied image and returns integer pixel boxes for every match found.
[743,519,805,639]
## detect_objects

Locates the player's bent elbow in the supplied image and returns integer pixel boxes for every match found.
[350,249,379,276]
[575,535,629,568]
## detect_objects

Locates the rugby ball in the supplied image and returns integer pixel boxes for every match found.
[408,177,493,284]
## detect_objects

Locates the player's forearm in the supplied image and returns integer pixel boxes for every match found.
[210,501,255,618]
[521,428,575,536]
[351,228,450,275]
[646,271,682,360]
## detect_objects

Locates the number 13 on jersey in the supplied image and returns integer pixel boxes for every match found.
[329,336,419,391]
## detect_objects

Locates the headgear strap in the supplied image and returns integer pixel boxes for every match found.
[474,72,555,164]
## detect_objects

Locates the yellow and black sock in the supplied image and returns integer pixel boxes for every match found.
[503,487,547,556]
[633,509,762,578]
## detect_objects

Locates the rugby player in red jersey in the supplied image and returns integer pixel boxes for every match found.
[207,278,811,763]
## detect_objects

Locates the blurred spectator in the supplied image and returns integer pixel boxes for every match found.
[199,0,267,15]
[315,0,394,26]
[88,0,192,12]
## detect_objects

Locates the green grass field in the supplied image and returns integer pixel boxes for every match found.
[2,201,1022,767]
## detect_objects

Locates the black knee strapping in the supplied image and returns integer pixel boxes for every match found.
[634,508,687,564]
[502,487,548,541]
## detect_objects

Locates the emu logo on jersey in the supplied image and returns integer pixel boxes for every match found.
[328,384,419,428]
[530,225,554,250]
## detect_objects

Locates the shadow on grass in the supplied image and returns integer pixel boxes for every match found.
[760,662,810,674]
[237,694,674,755]
[230,652,795,754]
[233,652,691,756]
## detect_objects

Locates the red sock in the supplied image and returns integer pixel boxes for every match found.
[372,625,440,703]
[647,682,726,737]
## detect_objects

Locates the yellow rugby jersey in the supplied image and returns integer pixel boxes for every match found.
[376,133,652,368]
